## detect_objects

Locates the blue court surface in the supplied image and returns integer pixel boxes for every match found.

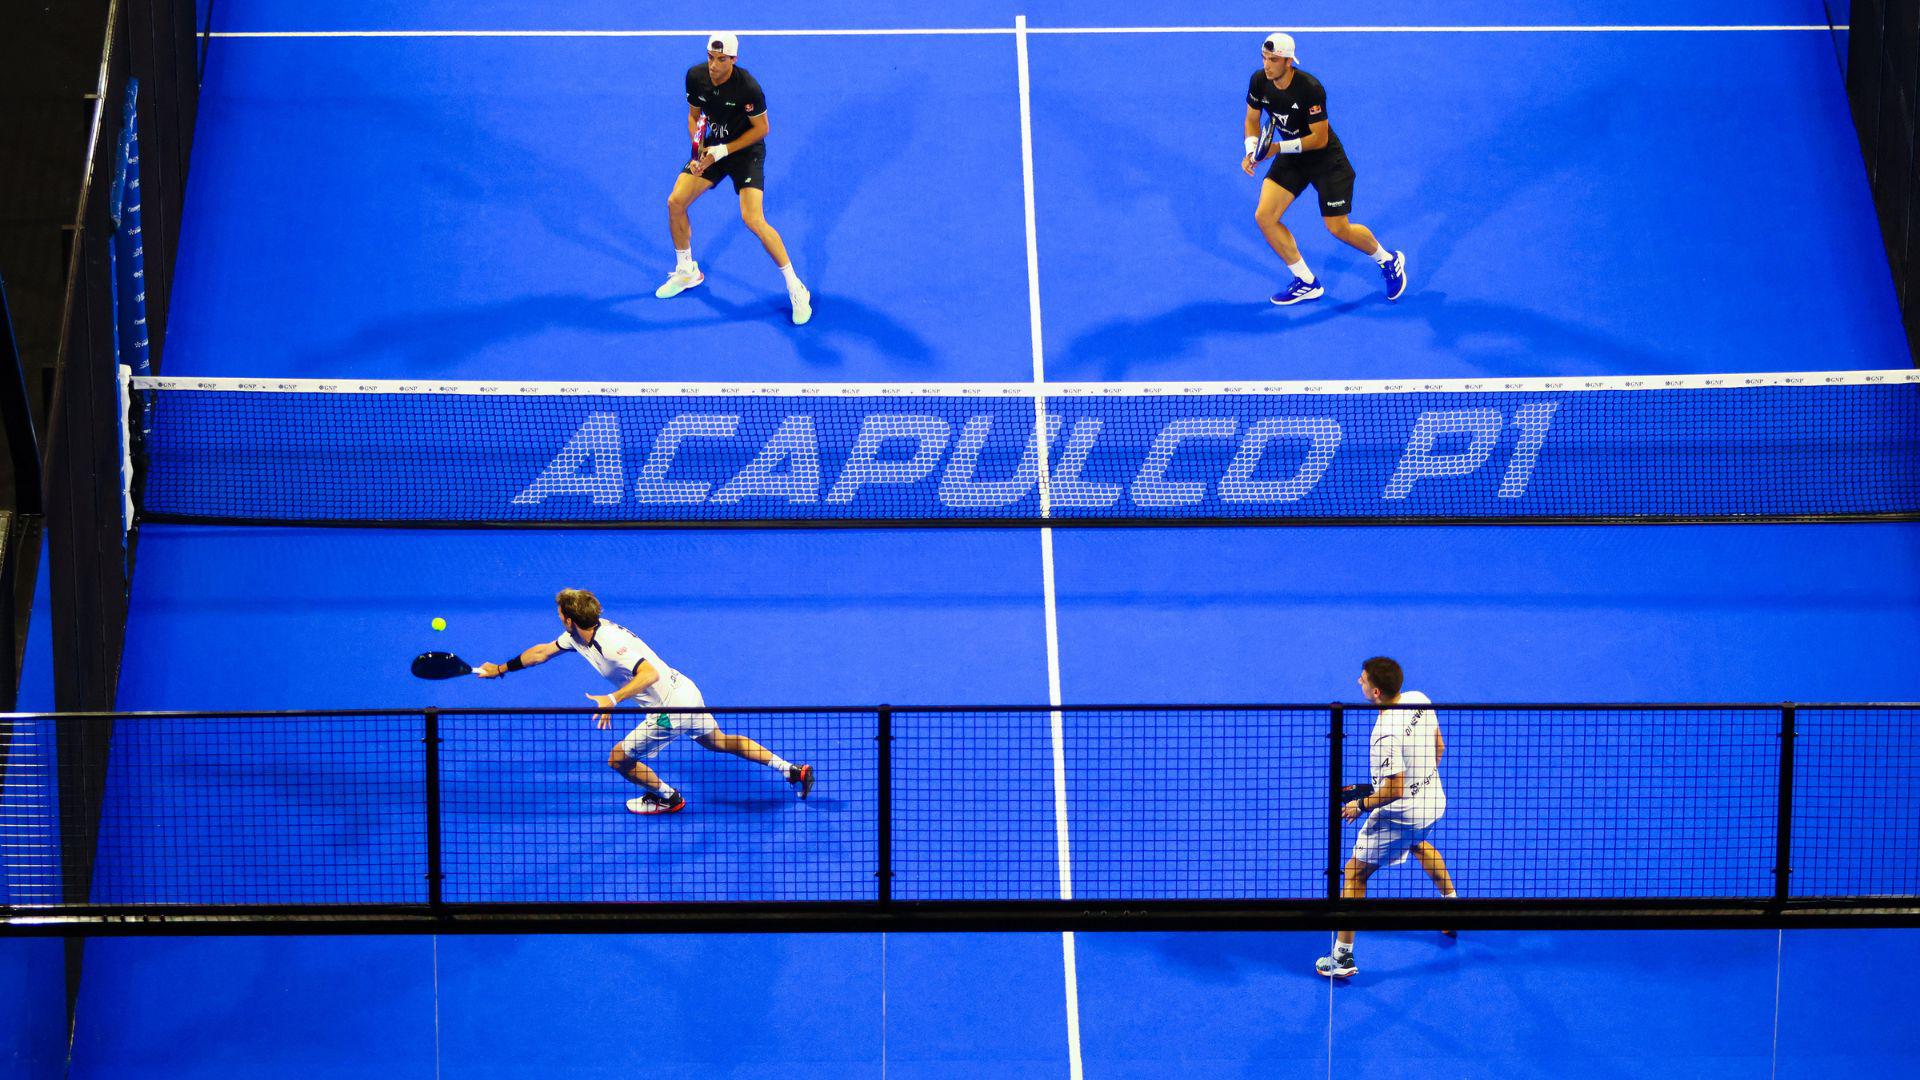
[17,0,1920,1076]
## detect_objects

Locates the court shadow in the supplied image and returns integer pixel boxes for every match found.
[1141,930,1320,984]
[294,291,655,373]
[1059,296,1371,380]
[381,96,656,272]
[1031,92,1277,281]
[1060,286,1697,380]
[677,286,939,371]
[780,73,925,293]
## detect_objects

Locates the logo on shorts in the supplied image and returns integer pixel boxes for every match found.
[651,713,673,729]
[1327,200,1347,207]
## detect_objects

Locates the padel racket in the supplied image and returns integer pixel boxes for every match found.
[1255,111,1276,161]
[692,112,710,165]
[1339,783,1374,805]
[412,651,473,680]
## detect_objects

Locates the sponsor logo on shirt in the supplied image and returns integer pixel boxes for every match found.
[1309,104,1323,115]
[745,103,756,112]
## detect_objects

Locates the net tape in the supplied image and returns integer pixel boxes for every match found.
[127,371,1920,525]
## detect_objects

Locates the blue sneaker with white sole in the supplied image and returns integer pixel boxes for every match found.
[1381,250,1408,300]
[1269,277,1324,306]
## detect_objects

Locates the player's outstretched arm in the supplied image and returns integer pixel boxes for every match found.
[476,641,562,678]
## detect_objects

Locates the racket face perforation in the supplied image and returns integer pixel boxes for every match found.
[412,651,472,680]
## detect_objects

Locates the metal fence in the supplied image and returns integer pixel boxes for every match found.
[3,703,1917,934]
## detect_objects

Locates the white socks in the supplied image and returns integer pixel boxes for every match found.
[778,263,803,290]
[767,754,793,774]
[1369,246,1393,266]
[1287,258,1315,283]
[676,248,695,272]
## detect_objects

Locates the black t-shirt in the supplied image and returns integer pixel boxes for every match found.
[686,64,767,149]
[1246,68,1344,159]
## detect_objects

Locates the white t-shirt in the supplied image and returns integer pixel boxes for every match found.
[1368,690,1445,827]
[555,619,679,707]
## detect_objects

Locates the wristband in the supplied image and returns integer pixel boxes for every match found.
[1278,138,1303,155]
[1244,135,1258,157]
[504,656,525,673]
[706,143,730,162]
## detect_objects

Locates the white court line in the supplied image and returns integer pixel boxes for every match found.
[1017,14,1084,1080]
[1769,929,1784,1080]
[135,370,1920,395]
[207,24,1845,39]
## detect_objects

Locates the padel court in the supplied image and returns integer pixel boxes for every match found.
[17,1,1920,1076]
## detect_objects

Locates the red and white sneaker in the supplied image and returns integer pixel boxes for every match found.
[787,764,815,799]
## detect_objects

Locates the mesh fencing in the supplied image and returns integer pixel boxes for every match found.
[6,705,1916,913]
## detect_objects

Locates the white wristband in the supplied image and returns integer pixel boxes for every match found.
[706,143,730,162]
[1244,135,1258,157]
[1278,138,1304,155]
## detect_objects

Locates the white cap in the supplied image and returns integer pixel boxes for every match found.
[706,31,739,58]
[1262,32,1296,59]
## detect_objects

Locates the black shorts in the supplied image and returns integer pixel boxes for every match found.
[683,144,766,193]
[1265,149,1356,217]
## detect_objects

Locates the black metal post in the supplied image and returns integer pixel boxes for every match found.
[1327,703,1344,902]
[1774,703,1797,906]
[877,705,891,905]
[424,708,443,909]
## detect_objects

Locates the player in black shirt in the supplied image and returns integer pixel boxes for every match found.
[1242,33,1407,306]
[655,32,811,325]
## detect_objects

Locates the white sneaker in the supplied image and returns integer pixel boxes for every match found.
[788,284,812,325]
[655,266,704,299]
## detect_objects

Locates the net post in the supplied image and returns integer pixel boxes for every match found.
[1774,702,1797,907]
[1327,703,1344,902]
[877,705,892,905]
[424,708,443,910]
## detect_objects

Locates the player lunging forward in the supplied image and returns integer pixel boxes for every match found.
[1317,656,1456,979]
[1242,32,1408,306]
[654,32,812,325]
[477,588,814,814]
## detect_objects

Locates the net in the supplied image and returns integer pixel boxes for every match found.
[126,371,1920,527]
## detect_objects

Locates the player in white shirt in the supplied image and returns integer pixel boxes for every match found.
[1316,656,1457,979]
[476,589,814,814]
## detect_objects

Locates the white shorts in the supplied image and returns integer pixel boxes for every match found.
[1352,813,1437,868]
[614,675,719,761]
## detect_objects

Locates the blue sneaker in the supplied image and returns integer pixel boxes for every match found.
[1381,250,1408,300]
[1269,277,1324,306]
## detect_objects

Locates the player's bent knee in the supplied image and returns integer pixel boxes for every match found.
[607,748,629,770]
